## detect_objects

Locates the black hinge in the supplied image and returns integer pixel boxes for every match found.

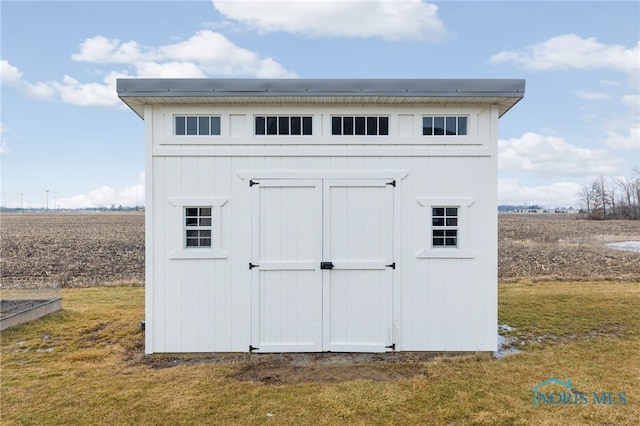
[249,180,260,187]
[386,343,396,350]
[320,261,334,270]
[249,345,259,352]
[386,262,396,269]
[386,180,396,187]
[249,262,259,269]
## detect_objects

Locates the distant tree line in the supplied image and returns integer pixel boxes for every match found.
[579,170,640,220]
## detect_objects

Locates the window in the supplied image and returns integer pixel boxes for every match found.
[255,116,312,135]
[332,116,389,135]
[175,116,221,136]
[170,198,228,259]
[416,198,474,259]
[432,207,458,247]
[185,207,212,248]
[422,116,467,136]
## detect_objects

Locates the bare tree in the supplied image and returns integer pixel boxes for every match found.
[616,177,635,219]
[578,183,594,216]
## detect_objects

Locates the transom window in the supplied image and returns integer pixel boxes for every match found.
[432,207,458,247]
[175,116,221,136]
[255,116,313,135]
[423,116,467,136]
[185,207,212,247]
[332,116,389,136]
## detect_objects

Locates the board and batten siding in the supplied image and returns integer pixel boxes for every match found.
[145,103,498,353]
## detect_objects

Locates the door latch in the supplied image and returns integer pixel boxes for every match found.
[320,261,334,270]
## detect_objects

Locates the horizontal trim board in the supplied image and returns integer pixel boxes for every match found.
[158,137,488,146]
[330,261,389,270]
[257,261,317,270]
[237,170,409,180]
[154,148,493,157]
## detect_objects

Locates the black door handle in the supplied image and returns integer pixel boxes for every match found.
[320,261,334,270]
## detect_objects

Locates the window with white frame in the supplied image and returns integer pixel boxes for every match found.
[416,198,475,259]
[432,207,458,247]
[175,116,221,136]
[185,207,212,247]
[332,116,389,136]
[422,116,467,136]
[255,116,313,135]
[169,197,228,259]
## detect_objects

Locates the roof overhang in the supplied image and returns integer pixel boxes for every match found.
[117,78,525,119]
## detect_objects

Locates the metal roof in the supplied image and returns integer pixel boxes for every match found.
[117,78,525,119]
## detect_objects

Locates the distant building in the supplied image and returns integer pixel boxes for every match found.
[118,78,524,354]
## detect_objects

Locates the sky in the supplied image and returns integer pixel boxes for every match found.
[1,0,638,209]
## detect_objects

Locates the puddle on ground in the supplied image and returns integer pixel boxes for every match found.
[494,324,522,359]
[606,241,640,253]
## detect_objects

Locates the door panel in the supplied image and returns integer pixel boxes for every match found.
[323,180,394,352]
[251,180,322,352]
[251,178,394,353]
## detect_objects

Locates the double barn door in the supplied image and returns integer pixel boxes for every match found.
[250,179,394,352]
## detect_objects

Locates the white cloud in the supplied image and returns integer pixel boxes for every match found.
[212,0,446,40]
[600,79,622,87]
[1,60,56,100]
[0,60,23,85]
[135,61,207,79]
[71,35,144,63]
[153,30,295,77]
[621,93,640,110]
[573,89,611,101]
[4,30,295,107]
[0,124,9,156]
[489,34,640,76]
[498,179,582,207]
[499,132,624,176]
[71,30,295,79]
[51,179,145,210]
[51,71,129,107]
[605,125,640,150]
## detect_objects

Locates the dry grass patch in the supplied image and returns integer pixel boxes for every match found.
[2,283,639,425]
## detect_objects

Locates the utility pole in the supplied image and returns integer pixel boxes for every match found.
[20,193,23,210]
[46,190,49,211]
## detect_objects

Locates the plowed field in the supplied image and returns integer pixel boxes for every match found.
[1,213,144,287]
[1,212,639,287]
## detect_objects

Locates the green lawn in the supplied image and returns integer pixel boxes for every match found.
[2,282,639,425]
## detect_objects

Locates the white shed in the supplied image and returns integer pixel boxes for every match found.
[117,78,524,354]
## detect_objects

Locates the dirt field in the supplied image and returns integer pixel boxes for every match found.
[0,212,144,288]
[499,213,640,282]
[1,211,639,287]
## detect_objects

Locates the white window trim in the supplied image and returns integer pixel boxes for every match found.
[416,197,475,259]
[254,115,314,136]
[169,197,228,259]
[421,115,469,137]
[330,115,391,136]
[160,110,224,145]
[174,115,222,137]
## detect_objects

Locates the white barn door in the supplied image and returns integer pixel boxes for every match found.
[251,180,323,352]
[323,180,394,352]
[251,178,394,352]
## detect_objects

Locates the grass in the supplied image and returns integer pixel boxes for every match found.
[2,282,639,425]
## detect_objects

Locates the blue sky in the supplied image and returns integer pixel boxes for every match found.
[1,0,638,209]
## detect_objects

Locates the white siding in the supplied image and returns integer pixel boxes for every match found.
[146,103,498,353]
